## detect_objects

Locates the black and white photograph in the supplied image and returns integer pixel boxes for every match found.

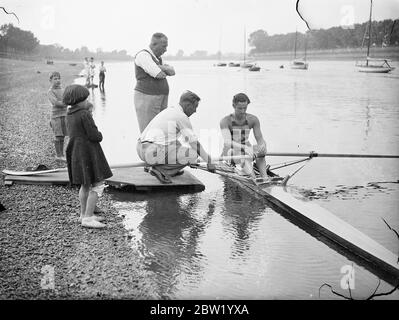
[0,0,398,307]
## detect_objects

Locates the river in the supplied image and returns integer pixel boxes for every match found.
[81,59,399,299]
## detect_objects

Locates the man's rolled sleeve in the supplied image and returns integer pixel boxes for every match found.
[135,51,162,78]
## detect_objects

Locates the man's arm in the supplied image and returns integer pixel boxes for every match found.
[189,140,215,172]
[251,116,267,155]
[135,51,168,79]
[159,64,175,76]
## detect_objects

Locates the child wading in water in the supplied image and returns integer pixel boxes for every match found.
[99,61,106,91]
[63,84,112,229]
[47,71,68,161]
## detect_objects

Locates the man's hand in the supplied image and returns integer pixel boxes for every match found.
[244,146,255,159]
[206,157,216,173]
[256,143,267,157]
[159,64,175,76]
[207,162,216,173]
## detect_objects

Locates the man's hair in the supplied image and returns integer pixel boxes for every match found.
[63,84,90,105]
[180,90,200,105]
[151,32,167,44]
[232,93,251,105]
[49,71,61,80]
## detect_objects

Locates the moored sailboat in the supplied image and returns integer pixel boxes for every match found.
[356,0,395,73]
[290,30,308,70]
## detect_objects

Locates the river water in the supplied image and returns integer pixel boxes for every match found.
[83,59,399,299]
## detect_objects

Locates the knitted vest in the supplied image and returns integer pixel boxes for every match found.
[134,50,169,95]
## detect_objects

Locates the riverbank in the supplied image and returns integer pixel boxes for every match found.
[251,47,399,61]
[163,46,399,61]
[0,58,151,299]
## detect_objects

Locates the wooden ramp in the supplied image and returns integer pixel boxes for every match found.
[260,186,399,282]
[3,167,205,192]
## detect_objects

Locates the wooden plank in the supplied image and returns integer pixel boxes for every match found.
[3,167,204,191]
[106,167,205,191]
[259,186,399,280]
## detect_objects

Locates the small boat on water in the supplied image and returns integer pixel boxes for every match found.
[240,62,254,68]
[290,30,309,70]
[356,1,395,73]
[228,62,240,67]
[215,62,227,67]
[249,64,261,72]
[356,58,395,73]
[240,27,257,69]
[290,60,308,70]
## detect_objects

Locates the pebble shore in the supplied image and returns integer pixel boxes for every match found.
[0,58,151,299]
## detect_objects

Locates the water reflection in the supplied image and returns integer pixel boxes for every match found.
[110,190,216,299]
[100,90,106,109]
[221,179,267,261]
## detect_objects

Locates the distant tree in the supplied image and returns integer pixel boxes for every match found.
[0,23,39,53]
[248,29,268,53]
[190,50,208,58]
[176,49,184,58]
[248,19,398,54]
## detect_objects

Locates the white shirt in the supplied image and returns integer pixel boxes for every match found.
[139,105,198,145]
[135,47,162,78]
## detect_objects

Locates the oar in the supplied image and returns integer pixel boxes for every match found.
[2,154,254,176]
[265,152,399,159]
[110,154,255,169]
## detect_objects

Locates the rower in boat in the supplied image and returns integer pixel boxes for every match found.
[136,90,216,183]
[220,93,270,183]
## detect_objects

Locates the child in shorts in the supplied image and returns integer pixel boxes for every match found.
[63,84,112,229]
[47,71,68,161]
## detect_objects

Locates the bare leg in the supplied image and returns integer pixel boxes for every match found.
[54,139,62,157]
[84,190,98,218]
[255,157,267,178]
[79,185,90,220]
[242,160,256,179]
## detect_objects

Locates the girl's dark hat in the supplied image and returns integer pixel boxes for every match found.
[63,84,89,105]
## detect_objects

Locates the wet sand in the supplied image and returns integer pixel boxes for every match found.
[0,58,151,299]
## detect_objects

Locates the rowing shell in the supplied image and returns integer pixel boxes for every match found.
[198,162,399,284]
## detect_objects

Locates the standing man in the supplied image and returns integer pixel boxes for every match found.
[134,32,175,133]
[137,90,215,183]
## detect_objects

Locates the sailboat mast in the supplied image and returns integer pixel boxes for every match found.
[294,30,298,59]
[244,27,246,64]
[366,0,373,64]
[304,34,307,61]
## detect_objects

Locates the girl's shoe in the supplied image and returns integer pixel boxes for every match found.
[78,215,105,223]
[81,217,106,229]
[55,156,67,162]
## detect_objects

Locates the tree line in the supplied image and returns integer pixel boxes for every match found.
[249,19,399,54]
[0,24,132,60]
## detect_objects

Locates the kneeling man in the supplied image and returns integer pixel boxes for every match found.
[137,90,215,182]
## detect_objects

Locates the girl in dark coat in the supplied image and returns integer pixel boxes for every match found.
[63,84,112,229]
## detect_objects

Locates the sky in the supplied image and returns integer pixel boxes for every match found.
[1,0,399,55]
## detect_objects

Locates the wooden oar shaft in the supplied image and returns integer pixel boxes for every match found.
[110,154,254,169]
[266,152,399,159]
